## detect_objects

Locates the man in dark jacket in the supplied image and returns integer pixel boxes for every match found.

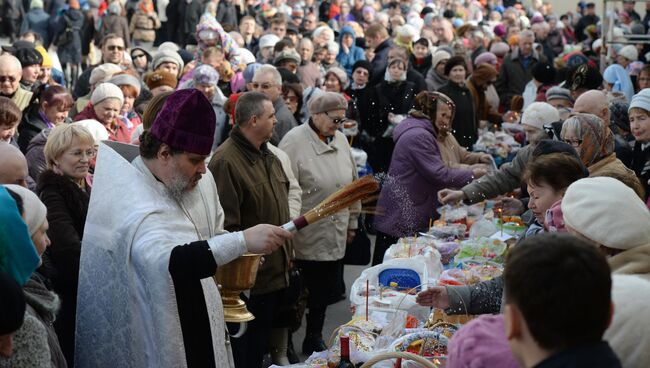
[574,2,599,42]
[72,34,125,98]
[504,234,621,368]
[366,24,393,79]
[216,0,238,28]
[495,30,546,109]
[208,91,292,368]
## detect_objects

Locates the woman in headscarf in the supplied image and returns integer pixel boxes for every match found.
[467,64,502,128]
[373,91,484,265]
[561,113,644,197]
[186,64,229,149]
[129,0,161,48]
[438,56,476,150]
[604,64,635,103]
[2,184,67,368]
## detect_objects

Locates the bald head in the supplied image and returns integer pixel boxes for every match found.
[573,90,609,124]
[0,142,29,188]
[0,54,22,96]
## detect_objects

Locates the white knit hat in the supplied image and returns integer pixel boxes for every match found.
[629,88,650,112]
[562,177,650,250]
[89,63,123,86]
[259,34,280,49]
[618,45,638,62]
[72,119,110,143]
[3,184,47,237]
[91,83,124,106]
[152,49,185,73]
[521,102,560,130]
[431,50,451,68]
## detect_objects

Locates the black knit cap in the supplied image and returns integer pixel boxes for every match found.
[0,271,26,335]
[352,60,373,77]
[532,62,556,85]
[444,55,467,76]
[532,140,589,176]
[13,46,43,67]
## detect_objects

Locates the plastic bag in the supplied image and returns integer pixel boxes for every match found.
[469,218,497,239]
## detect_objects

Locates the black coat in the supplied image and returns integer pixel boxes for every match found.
[630,142,650,201]
[18,104,47,153]
[55,8,84,64]
[438,81,476,150]
[37,170,90,366]
[175,0,202,46]
[367,80,416,173]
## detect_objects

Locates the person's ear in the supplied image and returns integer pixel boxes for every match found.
[607,300,615,329]
[504,304,523,341]
[158,143,172,161]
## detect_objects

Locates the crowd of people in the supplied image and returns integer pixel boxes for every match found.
[1,0,650,367]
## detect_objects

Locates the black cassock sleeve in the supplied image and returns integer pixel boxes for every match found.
[168,240,219,368]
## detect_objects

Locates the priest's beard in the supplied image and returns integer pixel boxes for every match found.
[166,170,193,202]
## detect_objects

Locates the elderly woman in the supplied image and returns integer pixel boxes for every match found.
[18,86,74,152]
[36,124,94,366]
[108,72,143,136]
[74,83,129,143]
[426,50,450,92]
[603,64,635,103]
[560,113,644,197]
[467,64,501,128]
[0,97,22,146]
[179,64,229,149]
[438,56,476,149]
[562,177,650,368]
[2,184,67,368]
[278,92,360,355]
[373,92,484,265]
[282,82,304,124]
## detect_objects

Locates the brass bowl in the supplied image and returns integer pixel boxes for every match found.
[214,253,262,323]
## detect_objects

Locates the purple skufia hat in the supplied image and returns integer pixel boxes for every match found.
[150,89,216,155]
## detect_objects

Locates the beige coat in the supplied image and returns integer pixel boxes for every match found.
[437,133,485,169]
[130,10,161,42]
[12,87,33,111]
[589,153,645,199]
[279,123,359,261]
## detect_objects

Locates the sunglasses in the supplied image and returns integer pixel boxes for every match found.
[325,112,347,126]
[0,76,17,83]
[132,53,146,59]
[107,45,125,51]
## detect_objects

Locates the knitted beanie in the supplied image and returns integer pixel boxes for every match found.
[521,102,560,130]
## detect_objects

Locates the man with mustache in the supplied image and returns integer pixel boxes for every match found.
[75,89,292,368]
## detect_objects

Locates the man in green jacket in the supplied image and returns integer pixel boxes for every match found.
[208,91,293,368]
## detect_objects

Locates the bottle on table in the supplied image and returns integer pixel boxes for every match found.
[337,335,354,368]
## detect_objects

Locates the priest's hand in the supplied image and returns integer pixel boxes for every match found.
[243,224,293,255]
[416,286,450,309]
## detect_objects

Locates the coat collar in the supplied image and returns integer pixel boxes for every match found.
[229,126,270,165]
[303,121,338,155]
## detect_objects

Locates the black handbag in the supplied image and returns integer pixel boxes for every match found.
[343,217,371,266]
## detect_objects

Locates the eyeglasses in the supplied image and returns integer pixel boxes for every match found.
[67,148,96,159]
[132,53,146,59]
[251,82,276,90]
[325,112,347,126]
[0,76,17,83]
[562,139,583,147]
[107,45,125,51]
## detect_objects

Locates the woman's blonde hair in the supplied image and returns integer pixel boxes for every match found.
[44,124,95,169]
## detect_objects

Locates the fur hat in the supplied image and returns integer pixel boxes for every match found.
[144,71,178,90]
[273,50,301,66]
[521,102,560,130]
[562,177,650,250]
[91,83,124,106]
[13,46,43,67]
[471,64,497,86]
[532,62,556,85]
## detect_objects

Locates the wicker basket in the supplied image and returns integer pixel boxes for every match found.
[360,351,438,368]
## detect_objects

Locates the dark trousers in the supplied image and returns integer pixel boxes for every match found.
[229,289,285,368]
[372,231,399,266]
[295,259,342,338]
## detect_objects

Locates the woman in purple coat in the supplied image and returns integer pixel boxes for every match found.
[372,91,486,265]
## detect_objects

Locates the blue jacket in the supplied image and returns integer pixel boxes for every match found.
[336,26,365,77]
[21,8,51,46]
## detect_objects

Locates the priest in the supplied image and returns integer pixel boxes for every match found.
[74,89,292,368]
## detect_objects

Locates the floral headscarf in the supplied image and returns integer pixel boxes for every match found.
[195,14,238,69]
[562,113,615,167]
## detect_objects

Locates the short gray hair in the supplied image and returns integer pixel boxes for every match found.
[520,30,535,40]
[252,65,282,85]
[235,91,271,127]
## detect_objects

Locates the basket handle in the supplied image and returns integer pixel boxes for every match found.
[360,351,438,368]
